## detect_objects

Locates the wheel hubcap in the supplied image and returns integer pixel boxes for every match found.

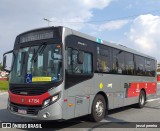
[95,100,104,117]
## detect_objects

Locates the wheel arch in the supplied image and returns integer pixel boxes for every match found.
[89,91,109,121]
[89,91,109,115]
[96,91,109,110]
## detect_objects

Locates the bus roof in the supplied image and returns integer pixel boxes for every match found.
[17,26,156,60]
[69,27,156,60]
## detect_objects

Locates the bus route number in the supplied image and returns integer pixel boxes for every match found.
[28,98,40,104]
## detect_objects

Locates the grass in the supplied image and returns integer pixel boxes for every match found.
[0,80,9,91]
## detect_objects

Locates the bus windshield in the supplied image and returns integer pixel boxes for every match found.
[10,44,62,84]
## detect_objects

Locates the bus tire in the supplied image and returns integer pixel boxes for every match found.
[137,90,146,108]
[90,94,106,122]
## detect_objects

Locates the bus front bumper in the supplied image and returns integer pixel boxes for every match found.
[7,101,63,120]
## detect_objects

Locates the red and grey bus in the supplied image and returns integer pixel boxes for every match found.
[3,26,157,122]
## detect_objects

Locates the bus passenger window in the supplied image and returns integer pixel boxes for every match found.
[145,59,152,76]
[97,58,110,72]
[135,55,145,76]
[97,46,112,73]
[124,53,134,75]
[151,60,156,77]
[145,59,155,77]
[112,49,125,74]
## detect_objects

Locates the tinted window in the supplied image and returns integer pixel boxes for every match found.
[145,58,152,76]
[145,58,156,77]
[66,48,72,73]
[151,59,156,77]
[96,45,155,77]
[135,55,145,76]
[112,49,118,74]
[112,49,125,74]
[124,52,134,75]
[66,48,92,74]
[97,46,112,73]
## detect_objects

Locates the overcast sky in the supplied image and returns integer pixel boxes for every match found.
[0,0,160,63]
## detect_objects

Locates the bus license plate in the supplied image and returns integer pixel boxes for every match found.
[18,109,27,115]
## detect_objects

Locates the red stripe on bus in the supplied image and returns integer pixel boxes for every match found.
[127,82,157,97]
[9,91,50,106]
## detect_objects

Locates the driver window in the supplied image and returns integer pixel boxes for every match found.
[66,48,92,74]
[72,50,83,73]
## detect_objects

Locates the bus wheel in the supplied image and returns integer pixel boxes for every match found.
[90,94,106,122]
[137,90,146,108]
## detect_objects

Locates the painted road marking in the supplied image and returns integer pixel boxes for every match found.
[147,98,160,102]
[0,92,7,96]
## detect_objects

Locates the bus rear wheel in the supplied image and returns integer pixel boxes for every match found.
[137,90,146,108]
[90,94,106,122]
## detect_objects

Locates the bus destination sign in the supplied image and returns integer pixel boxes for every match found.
[20,31,54,43]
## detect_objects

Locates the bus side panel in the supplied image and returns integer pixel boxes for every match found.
[65,96,76,119]
[146,82,156,95]
[66,78,94,119]
[127,82,156,98]
[75,96,90,117]
[91,74,123,109]
[123,76,156,106]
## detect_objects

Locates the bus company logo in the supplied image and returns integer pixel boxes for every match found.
[78,42,86,46]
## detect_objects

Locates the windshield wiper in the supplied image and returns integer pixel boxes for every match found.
[19,51,28,76]
[31,43,47,62]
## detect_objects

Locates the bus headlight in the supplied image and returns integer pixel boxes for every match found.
[43,93,61,107]
[43,99,51,106]
[52,95,59,102]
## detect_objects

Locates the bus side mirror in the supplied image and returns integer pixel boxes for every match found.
[78,51,83,64]
[3,50,13,73]
[3,55,7,69]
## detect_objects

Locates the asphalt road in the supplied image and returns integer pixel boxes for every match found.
[0,84,160,131]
